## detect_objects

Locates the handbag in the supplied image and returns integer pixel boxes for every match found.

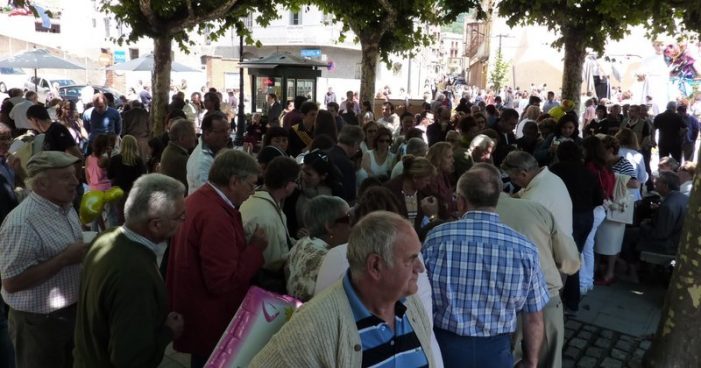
[604,194,635,224]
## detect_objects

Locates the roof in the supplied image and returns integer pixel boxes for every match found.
[239,52,328,69]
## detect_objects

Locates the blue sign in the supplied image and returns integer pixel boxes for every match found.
[114,50,126,64]
[300,48,321,59]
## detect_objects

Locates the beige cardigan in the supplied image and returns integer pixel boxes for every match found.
[249,279,436,368]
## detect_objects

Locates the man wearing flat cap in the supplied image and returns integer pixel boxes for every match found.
[0,151,88,368]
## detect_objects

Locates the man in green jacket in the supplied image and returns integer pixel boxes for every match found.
[73,174,186,367]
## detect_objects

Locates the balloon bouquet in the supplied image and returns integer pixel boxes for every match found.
[79,187,125,227]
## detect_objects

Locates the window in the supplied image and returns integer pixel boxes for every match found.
[129,48,139,60]
[290,11,302,25]
[104,18,110,38]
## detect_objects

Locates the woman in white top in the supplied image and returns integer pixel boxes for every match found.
[359,121,379,154]
[361,126,396,178]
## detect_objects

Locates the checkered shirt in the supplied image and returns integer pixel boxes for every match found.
[422,211,549,337]
[0,192,82,313]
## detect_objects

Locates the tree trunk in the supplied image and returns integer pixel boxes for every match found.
[560,27,587,111]
[644,156,701,367]
[151,35,173,135]
[359,38,380,111]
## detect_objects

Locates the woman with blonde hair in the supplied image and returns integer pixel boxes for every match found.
[108,134,147,224]
[427,141,456,217]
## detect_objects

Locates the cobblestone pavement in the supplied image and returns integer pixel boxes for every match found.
[563,318,652,368]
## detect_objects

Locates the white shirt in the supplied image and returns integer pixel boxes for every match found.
[9,99,33,129]
[186,139,214,195]
[516,167,573,235]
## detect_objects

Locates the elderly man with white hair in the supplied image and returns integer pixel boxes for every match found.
[73,174,186,367]
[251,211,436,368]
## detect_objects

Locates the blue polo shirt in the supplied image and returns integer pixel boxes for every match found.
[342,271,428,368]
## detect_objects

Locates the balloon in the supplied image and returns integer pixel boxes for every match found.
[548,106,566,120]
[104,187,125,203]
[80,191,105,225]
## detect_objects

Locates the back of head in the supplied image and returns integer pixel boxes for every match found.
[264,156,300,189]
[457,163,503,208]
[658,171,681,191]
[169,119,195,142]
[614,128,639,149]
[26,104,50,121]
[500,108,519,122]
[405,137,428,156]
[347,211,409,273]
[427,142,452,167]
[303,195,348,238]
[314,110,337,140]
[403,155,435,178]
[556,140,583,163]
[354,187,403,223]
[208,149,260,186]
[124,173,185,226]
[338,124,364,146]
[8,88,22,98]
[300,101,319,115]
[201,111,227,132]
[501,151,539,173]
[293,95,307,110]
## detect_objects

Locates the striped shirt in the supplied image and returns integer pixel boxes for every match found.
[422,211,549,337]
[0,192,82,313]
[342,272,428,368]
[612,157,636,178]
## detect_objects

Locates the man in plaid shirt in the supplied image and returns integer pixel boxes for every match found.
[423,164,549,368]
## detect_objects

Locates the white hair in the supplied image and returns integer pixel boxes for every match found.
[124,173,185,226]
[346,211,409,274]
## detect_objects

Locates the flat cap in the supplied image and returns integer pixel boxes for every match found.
[26,151,79,178]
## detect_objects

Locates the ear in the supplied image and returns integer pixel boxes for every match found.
[366,254,383,281]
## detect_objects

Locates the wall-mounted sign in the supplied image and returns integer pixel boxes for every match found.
[300,48,321,59]
[114,50,126,64]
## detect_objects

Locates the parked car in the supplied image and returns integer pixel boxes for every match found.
[0,67,27,93]
[25,76,77,102]
[58,85,125,109]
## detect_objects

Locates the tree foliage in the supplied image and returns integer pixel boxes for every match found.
[100,0,282,134]
[301,0,484,103]
[490,48,509,92]
[497,0,654,108]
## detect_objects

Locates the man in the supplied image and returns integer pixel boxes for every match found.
[287,101,317,157]
[282,95,306,130]
[139,85,152,109]
[620,104,652,149]
[328,124,364,204]
[340,100,359,126]
[339,90,360,115]
[327,101,345,132]
[637,171,689,254]
[323,87,337,105]
[73,174,185,367]
[250,211,435,367]
[267,93,283,127]
[502,151,574,235]
[678,104,699,162]
[184,92,205,133]
[422,164,548,368]
[161,119,197,190]
[0,151,87,367]
[8,91,37,134]
[376,101,400,134]
[168,150,268,368]
[186,112,230,194]
[496,187,580,368]
[426,106,452,146]
[26,105,83,159]
[240,157,300,292]
[542,91,559,113]
[122,101,151,158]
[493,108,519,166]
[597,104,622,135]
[653,101,685,162]
[1,88,25,131]
[84,93,122,145]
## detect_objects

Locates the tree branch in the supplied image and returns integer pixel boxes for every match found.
[185,0,195,19]
[138,0,160,29]
[376,0,398,27]
[167,0,240,34]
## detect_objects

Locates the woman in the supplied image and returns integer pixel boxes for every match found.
[516,120,542,155]
[85,134,114,230]
[535,114,582,166]
[516,105,541,138]
[107,135,146,224]
[427,141,456,218]
[257,127,289,172]
[360,121,379,153]
[615,128,647,200]
[361,100,375,124]
[383,155,436,229]
[244,113,264,150]
[472,112,487,131]
[284,149,343,238]
[551,141,604,311]
[361,126,396,179]
[56,100,88,152]
[286,195,351,302]
[314,110,338,142]
[454,134,494,177]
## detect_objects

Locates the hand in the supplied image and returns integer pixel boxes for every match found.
[60,241,88,266]
[249,225,268,251]
[165,312,184,339]
[420,196,439,217]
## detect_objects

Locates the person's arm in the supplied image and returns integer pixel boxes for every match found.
[520,311,544,368]
[650,201,678,240]
[1,225,86,293]
[550,221,580,275]
[626,178,640,188]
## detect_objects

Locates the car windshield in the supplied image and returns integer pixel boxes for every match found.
[0,67,24,75]
[51,79,76,87]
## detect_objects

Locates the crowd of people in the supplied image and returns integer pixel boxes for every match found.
[0,80,694,368]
